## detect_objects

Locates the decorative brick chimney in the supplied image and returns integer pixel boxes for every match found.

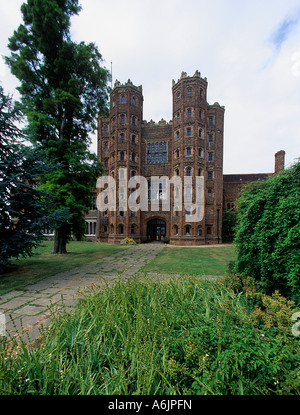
[274,150,285,174]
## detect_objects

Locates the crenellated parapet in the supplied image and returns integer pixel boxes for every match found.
[172,70,208,87]
[142,118,173,126]
[113,79,143,93]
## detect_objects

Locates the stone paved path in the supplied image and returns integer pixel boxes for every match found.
[0,243,165,345]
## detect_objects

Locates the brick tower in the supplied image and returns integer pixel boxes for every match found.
[98,79,143,243]
[170,71,225,244]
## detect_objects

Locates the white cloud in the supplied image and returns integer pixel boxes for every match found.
[1,0,299,173]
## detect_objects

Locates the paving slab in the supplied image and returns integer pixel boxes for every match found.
[0,296,32,311]
[2,243,166,345]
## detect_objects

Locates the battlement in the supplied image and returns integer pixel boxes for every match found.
[172,70,208,87]
[113,79,143,93]
[142,118,173,126]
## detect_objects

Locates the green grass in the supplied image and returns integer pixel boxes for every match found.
[141,245,236,276]
[0,241,129,296]
[1,275,299,395]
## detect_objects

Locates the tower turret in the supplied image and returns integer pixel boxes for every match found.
[98,79,143,242]
[171,71,224,244]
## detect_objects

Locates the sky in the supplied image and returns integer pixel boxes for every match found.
[0,0,300,174]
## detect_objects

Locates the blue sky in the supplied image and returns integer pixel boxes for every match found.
[1,0,300,174]
[271,17,299,49]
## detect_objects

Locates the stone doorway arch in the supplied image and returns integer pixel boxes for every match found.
[147,219,166,241]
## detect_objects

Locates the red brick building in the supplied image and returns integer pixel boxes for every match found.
[84,72,284,245]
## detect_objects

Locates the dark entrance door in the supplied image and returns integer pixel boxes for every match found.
[147,219,166,241]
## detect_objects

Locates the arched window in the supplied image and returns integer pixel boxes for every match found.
[197,226,202,236]
[119,224,124,235]
[186,187,192,201]
[185,225,191,235]
[132,96,136,106]
[174,225,178,235]
[121,95,125,103]
[120,151,125,161]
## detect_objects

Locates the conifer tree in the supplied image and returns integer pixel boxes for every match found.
[0,85,66,271]
[5,0,109,253]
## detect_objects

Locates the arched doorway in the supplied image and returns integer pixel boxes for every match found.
[147,219,166,241]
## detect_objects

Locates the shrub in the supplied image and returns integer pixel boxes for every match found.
[234,161,300,302]
[0,276,299,395]
[120,237,136,245]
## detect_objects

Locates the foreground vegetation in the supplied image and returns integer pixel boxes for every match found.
[1,275,299,395]
[0,241,128,296]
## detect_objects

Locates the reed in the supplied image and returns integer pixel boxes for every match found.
[0,275,299,395]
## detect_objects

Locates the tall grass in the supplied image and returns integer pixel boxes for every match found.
[0,275,299,395]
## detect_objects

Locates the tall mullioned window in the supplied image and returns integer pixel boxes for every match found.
[147,141,167,163]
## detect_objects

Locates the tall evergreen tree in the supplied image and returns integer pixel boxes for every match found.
[0,85,66,271]
[5,0,109,253]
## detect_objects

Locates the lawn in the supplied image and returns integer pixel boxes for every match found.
[0,242,236,296]
[141,244,236,276]
[0,240,128,296]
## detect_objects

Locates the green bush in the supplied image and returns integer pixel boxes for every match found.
[1,276,299,395]
[234,161,300,302]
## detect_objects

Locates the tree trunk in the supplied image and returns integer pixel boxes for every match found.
[52,226,68,254]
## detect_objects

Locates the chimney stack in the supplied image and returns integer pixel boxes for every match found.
[274,150,285,174]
